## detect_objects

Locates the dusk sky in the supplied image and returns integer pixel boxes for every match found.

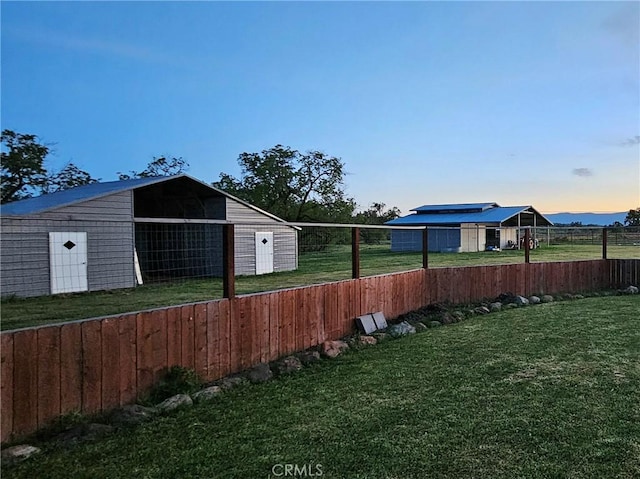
[2,1,639,215]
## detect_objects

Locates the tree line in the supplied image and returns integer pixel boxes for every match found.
[0,130,401,234]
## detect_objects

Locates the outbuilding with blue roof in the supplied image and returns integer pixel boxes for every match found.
[385,202,553,253]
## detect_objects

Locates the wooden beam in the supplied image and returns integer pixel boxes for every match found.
[422,227,429,269]
[352,227,360,279]
[524,228,531,264]
[223,224,235,299]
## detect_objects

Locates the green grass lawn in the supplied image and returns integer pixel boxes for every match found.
[4,295,639,478]
[1,244,638,331]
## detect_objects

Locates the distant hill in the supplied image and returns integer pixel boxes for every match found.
[545,212,627,226]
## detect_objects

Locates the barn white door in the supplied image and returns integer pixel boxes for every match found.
[255,232,274,275]
[49,232,88,294]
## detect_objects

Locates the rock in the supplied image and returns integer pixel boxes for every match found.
[514,295,529,306]
[218,376,246,390]
[192,385,223,402]
[275,356,303,375]
[296,350,321,365]
[529,296,541,304]
[474,306,490,315]
[622,285,639,295]
[425,303,448,313]
[55,423,115,445]
[573,294,585,300]
[387,321,416,337]
[413,322,428,332]
[371,332,388,341]
[321,340,349,358]
[1,445,41,465]
[489,302,502,312]
[429,321,442,328]
[505,303,519,309]
[541,295,554,303]
[246,363,273,383]
[439,312,456,325]
[156,393,193,412]
[497,292,518,304]
[110,404,158,425]
[452,311,466,322]
[358,335,377,346]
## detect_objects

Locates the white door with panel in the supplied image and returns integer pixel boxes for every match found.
[255,232,274,275]
[49,232,88,294]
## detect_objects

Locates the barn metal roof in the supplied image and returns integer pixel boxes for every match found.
[386,205,553,226]
[411,202,498,213]
[1,176,169,216]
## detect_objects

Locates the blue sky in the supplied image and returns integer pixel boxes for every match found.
[2,1,639,214]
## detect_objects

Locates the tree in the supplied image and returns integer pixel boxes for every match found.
[624,207,640,226]
[213,145,355,223]
[118,156,188,180]
[1,129,49,203]
[355,202,402,244]
[43,163,99,194]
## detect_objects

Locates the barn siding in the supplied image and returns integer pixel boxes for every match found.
[225,200,298,275]
[1,218,136,297]
[1,191,136,297]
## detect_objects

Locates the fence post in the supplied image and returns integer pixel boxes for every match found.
[602,228,608,260]
[422,227,429,269]
[352,227,360,279]
[524,227,531,264]
[223,224,235,299]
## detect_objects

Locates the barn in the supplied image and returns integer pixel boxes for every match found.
[1,175,299,298]
[385,202,553,253]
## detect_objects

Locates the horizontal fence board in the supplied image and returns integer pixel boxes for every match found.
[2,259,638,442]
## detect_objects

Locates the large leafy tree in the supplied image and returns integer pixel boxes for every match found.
[214,145,356,222]
[43,163,99,194]
[1,129,49,203]
[625,207,640,226]
[355,202,402,244]
[118,156,188,180]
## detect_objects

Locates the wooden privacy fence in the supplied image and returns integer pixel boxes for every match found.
[1,259,637,443]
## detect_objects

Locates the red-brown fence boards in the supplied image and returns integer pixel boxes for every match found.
[1,259,637,442]
[1,334,14,443]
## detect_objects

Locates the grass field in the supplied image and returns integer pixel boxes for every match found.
[3,295,639,479]
[1,244,637,331]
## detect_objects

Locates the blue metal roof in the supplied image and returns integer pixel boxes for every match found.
[411,202,498,213]
[1,176,172,216]
[386,205,553,226]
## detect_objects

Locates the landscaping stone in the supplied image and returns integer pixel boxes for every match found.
[55,423,115,446]
[110,404,158,425]
[358,335,377,346]
[541,295,554,303]
[192,385,223,402]
[573,294,585,300]
[622,285,639,294]
[246,363,273,383]
[497,292,518,304]
[529,295,541,304]
[429,320,443,328]
[474,306,490,315]
[296,350,321,365]
[413,322,428,332]
[439,312,456,324]
[514,295,529,306]
[275,356,303,375]
[387,321,416,337]
[321,340,350,358]
[218,376,246,390]
[452,311,466,322]
[156,393,193,412]
[505,303,519,309]
[489,302,502,312]
[1,445,41,465]
[371,332,388,341]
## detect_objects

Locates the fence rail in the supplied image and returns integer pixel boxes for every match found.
[2,258,637,443]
